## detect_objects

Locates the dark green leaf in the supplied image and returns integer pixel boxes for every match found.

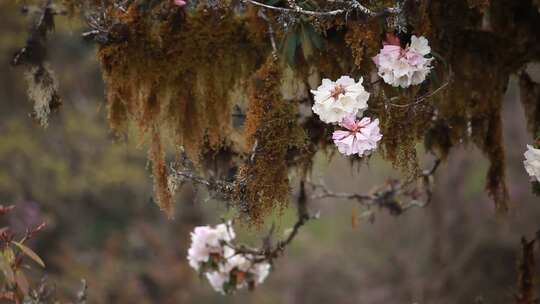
[265,0,281,5]
[282,28,300,66]
[430,51,447,68]
[300,24,314,60]
[305,22,323,50]
[430,69,440,88]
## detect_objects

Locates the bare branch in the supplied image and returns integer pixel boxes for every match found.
[227,181,315,263]
[308,158,441,215]
[244,0,403,18]
[257,9,278,57]
[385,65,453,108]
[169,164,235,200]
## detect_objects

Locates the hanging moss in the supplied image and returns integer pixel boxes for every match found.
[424,119,453,160]
[344,20,380,69]
[234,57,307,226]
[149,127,173,218]
[377,94,434,177]
[78,0,540,220]
[406,0,432,36]
[519,73,540,137]
[432,18,512,213]
[97,4,270,213]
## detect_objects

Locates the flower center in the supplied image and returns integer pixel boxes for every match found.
[330,84,346,100]
[234,270,246,284]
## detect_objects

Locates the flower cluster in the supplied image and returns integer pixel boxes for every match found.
[311,76,370,124]
[373,34,433,88]
[311,76,382,157]
[332,114,382,157]
[524,144,540,182]
[187,223,271,294]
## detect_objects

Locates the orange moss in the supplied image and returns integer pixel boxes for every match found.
[97,6,269,214]
[407,0,433,36]
[149,127,174,218]
[91,0,540,220]
[345,21,381,69]
[235,57,307,226]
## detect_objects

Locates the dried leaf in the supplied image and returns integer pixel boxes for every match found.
[15,271,29,295]
[0,255,14,283]
[13,241,45,268]
[3,247,15,264]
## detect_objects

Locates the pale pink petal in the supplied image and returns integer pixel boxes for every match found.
[335,75,356,87]
[357,117,371,128]
[339,113,358,130]
[332,130,350,141]
[174,0,187,6]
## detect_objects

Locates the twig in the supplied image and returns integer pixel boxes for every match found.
[245,0,402,18]
[257,9,278,56]
[308,158,441,215]
[229,181,315,263]
[169,165,235,199]
[385,65,453,108]
[75,279,88,304]
[515,236,537,304]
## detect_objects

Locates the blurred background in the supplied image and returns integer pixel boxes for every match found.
[1,3,540,303]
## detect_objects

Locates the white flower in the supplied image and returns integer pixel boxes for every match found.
[187,222,235,271]
[524,145,540,182]
[206,271,229,294]
[221,252,251,273]
[220,253,271,289]
[409,35,431,56]
[252,262,271,285]
[187,222,272,294]
[311,76,370,124]
[373,35,433,88]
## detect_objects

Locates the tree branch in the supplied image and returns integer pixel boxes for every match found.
[308,158,441,215]
[244,0,403,18]
[228,181,315,263]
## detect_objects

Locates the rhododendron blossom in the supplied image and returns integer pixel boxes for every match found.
[373,34,433,88]
[223,253,271,286]
[206,271,229,294]
[212,252,271,293]
[311,76,370,124]
[187,223,235,271]
[524,145,540,182]
[332,114,382,157]
[187,223,271,294]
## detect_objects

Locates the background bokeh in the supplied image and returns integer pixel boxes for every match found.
[1,3,539,303]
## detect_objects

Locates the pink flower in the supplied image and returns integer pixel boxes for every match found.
[174,0,187,7]
[332,114,382,157]
[372,35,433,88]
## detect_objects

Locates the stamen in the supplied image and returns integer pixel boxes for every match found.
[330,84,346,100]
